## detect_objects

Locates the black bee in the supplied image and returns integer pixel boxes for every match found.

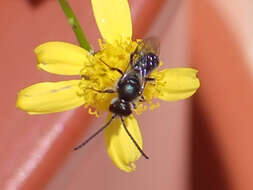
[74,37,160,159]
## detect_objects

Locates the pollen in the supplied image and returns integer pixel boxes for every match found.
[79,39,138,115]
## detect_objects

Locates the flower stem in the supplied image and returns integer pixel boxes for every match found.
[58,0,92,51]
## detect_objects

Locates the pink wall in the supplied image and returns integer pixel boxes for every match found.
[191,0,253,190]
[0,0,191,189]
[2,0,252,189]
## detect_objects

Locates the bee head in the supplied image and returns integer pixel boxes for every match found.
[109,98,132,117]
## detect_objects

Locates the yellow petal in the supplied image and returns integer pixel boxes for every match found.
[16,80,84,114]
[91,0,132,43]
[147,68,200,101]
[105,114,143,172]
[35,42,90,75]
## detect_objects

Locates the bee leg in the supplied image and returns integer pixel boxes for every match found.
[88,88,116,93]
[139,95,146,102]
[131,102,137,109]
[99,58,124,76]
[99,89,116,93]
[145,77,156,86]
[145,77,155,82]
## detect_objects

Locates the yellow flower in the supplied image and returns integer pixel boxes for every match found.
[16,0,200,172]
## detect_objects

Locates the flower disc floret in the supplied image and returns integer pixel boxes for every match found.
[79,39,138,116]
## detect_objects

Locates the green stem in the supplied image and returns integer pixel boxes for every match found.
[58,0,92,51]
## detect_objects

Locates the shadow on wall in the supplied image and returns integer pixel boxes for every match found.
[191,98,231,190]
[27,0,47,7]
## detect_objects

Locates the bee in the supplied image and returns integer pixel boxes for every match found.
[74,37,160,159]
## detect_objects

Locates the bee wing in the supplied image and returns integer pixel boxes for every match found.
[139,37,160,55]
[129,37,160,69]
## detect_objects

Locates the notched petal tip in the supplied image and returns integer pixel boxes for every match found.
[148,68,200,102]
[16,90,28,112]
[104,114,143,172]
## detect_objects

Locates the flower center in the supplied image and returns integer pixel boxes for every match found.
[79,39,138,116]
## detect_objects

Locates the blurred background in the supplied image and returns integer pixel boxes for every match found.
[0,0,253,189]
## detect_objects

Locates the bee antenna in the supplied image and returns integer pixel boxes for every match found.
[120,116,149,159]
[74,114,117,151]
